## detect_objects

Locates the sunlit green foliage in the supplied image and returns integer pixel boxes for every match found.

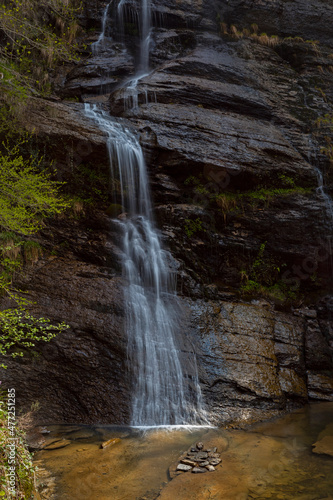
[0,137,69,369]
[0,139,69,235]
[0,292,68,369]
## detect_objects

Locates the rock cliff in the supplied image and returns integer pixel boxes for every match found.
[1,0,333,426]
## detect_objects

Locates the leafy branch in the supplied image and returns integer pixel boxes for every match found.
[0,138,69,235]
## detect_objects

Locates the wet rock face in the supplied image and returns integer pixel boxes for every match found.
[0,216,131,425]
[107,5,333,295]
[215,0,333,48]
[188,300,333,426]
[2,0,333,424]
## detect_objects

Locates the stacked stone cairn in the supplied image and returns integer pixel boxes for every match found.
[176,442,222,474]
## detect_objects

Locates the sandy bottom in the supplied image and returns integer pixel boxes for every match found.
[34,402,333,500]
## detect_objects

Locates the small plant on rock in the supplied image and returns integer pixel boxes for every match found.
[184,218,205,238]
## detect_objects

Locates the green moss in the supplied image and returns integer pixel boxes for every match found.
[184,175,202,186]
[23,241,42,264]
[241,279,299,303]
[106,204,124,217]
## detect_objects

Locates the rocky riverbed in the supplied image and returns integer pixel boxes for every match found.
[32,403,333,500]
[174,442,222,474]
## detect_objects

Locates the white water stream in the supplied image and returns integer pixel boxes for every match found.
[85,0,208,426]
[91,2,111,54]
[84,105,206,426]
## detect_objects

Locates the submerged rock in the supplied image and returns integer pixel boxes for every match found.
[43,439,72,450]
[312,436,333,457]
[100,437,121,449]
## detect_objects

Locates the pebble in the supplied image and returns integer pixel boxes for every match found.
[175,442,222,475]
[181,459,197,467]
[200,461,210,467]
[210,458,222,466]
[40,427,51,435]
[192,467,207,474]
[177,464,192,472]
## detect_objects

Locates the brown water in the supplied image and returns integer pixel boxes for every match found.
[34,403,333,500]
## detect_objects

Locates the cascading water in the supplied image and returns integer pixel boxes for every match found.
[138,0,150,74]
[308,138,333,272]
[117,0,151,73]
[84,105,207,426]
[316,167,333,221]
[92,2,112,54]
[117,0,151,109]
[85,0,209,427]
[308,138,333,221]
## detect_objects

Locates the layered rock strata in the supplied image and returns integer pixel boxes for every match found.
[1,0,333,424]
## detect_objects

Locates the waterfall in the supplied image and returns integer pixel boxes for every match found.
[92,2,112,54]
[117,0,151,73]
[316,168,333,221]
[139,0,150,74]
[84,105,207,426]
[117,0,151,109]
[84,0,208,427]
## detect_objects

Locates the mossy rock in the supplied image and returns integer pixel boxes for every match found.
[106,204,124,217]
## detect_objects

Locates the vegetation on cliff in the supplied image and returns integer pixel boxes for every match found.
[0,1,76,368]
[0,391,38,499]
[0,0,82,95]
[0,139,70,369]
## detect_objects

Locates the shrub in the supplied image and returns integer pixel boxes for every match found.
[0,138,69,236]
[0,0,82,94]
[0,391,38,499]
